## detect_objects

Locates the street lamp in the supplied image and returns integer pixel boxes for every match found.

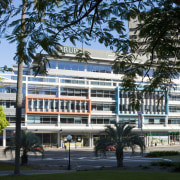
[67,134,72,170]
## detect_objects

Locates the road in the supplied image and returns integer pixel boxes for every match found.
[1,145,179,170]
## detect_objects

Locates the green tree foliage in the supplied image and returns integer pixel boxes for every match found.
[113,1,180,109]
[94,123,144,167]
[0,0,179,174]
[4,131,44,165]
[0,106,9,132]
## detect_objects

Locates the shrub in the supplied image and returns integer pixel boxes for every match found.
[172,163,180,172]
[146,151,179,157]
[151,161,173,167]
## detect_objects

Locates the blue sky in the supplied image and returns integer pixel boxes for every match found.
[0,38,17,68]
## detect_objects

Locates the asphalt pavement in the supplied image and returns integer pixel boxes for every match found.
[0,144,180,176]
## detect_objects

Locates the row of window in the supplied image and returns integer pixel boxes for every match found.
[60,116,88,124]
[47,61,112,73]
[28,86,57,95]
[27,115,57,124]
[61,88,88,97]
[119,91,165,100]
[6,115,180,125]
[144,118,165,124]
[92,103,115,112]
[169,94,180,101]
[168,118,180,124]
[0,100,16,108]
[91,117,116,124]
[119,105,165,113]
[27,87,115,98]
[27,115,116,124]
[6,116,25,123]
[91,90,115,98]
[169,106,180,113]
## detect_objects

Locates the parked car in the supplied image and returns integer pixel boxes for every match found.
[106,145,116,151]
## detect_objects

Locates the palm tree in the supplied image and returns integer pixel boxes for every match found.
[94,123,145,167]
[4,131,44,165]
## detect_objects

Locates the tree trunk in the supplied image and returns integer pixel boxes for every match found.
[21,153,28,165]
[14,0,27,175]
[116,149,124,167]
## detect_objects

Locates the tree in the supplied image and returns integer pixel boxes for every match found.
[0,0,179,175]
[94,123,144,167]
[113,1,180,109]
[0,106,10,132]
[4,131,44,165]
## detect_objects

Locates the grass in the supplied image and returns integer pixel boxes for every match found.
[0,162,34,171]
[151,161,180,172]
[0,170,180,180]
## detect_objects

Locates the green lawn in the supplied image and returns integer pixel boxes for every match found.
[0,171,180,180]
[0,163,34,171]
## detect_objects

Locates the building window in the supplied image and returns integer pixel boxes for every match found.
[91,116,116,124]
[60,88,88,97]
[60,116,88,124]
[91,103,115,112]
[119,117,137,125]
[169,106,180,113]
[91,89,115,98]
[47,61,56,69]
[168,118,180,124]
[87,64,111,73]
[0,100,16,108]
[27,115,57,124]
[28,86,58,96]
[0,84,17,93]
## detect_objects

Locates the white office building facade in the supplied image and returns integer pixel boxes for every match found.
[0,46,180,147]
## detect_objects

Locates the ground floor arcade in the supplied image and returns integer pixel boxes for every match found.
[1,128,180,148]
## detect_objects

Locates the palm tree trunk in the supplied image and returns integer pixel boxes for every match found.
[14,0,27,175]
[21,151,28,165]
[116,149,124,167]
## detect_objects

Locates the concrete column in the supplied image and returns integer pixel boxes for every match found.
[58,78,61,98]
[88,115,91,125]
[116,115,119,123]
[92,134,94,147]
[89,133,94,148]
[3,129,6,147]
[58,114,60,127]
[57,131,60,148]
[165,116,168,126]
[25,113,27,126]
[88,87,91,99]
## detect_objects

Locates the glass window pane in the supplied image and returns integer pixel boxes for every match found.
[49,61,56,69]
[106,66,111,73]
[87,65,92,72]
[58,62,65,69]
[79,64,85,71]
[97,105,103,111]
[64,63,71,70]
[72,63,78,71]
[92,65,99,72]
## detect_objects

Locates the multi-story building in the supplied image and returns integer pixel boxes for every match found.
[0,45,180,148]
